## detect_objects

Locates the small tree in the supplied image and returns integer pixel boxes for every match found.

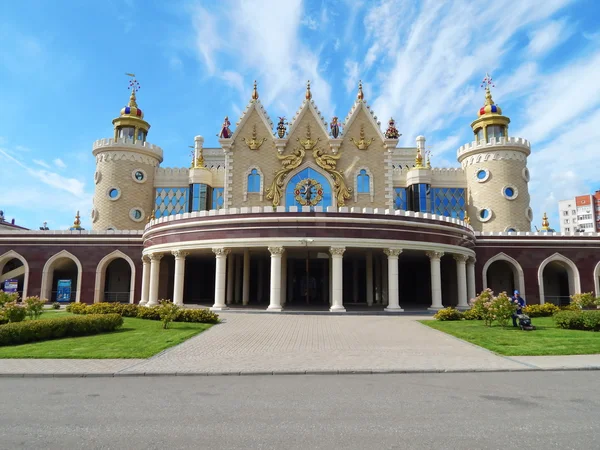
[0,291,20,307]
[570,292,596,310]
[489,292,518,328]
[24,296,46,320]
[3,301,27,323]
[469,288,494,326]
[157,299,180,329]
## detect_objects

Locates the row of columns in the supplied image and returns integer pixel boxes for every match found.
[139,247,476,311]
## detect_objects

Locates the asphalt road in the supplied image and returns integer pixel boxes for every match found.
[0,372,598,449]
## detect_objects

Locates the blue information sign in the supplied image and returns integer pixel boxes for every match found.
[3,279,18,293]
[57,279,72,302]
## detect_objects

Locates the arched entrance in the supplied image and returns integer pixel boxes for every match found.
[482,253,525,296]
[538,253,580,305]
[0,250,29,299]
[41,250,82,303]
[594,261,600,298]
[94,250,136,303]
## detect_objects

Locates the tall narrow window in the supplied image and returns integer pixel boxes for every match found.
[357,169,370,193]
[248,169,261,193]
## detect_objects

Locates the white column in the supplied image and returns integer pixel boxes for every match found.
[375,255,381,304]
[242,249,250,305]
[146,253,163,307]
[172,250,189,306]
[328,256,333,306]
[384,249,403,311]
[139,255,150,305]
[329,247,346,312]
[281,252,287,307]
[467,257,476,303]
[455,254,469,309]
[226,252,235,305]
[426,251,444,311]
[211,247,230,310]
[235,255,242,304]
[382,256,388,306]
[366,251,373,306]
[267,247,285,311]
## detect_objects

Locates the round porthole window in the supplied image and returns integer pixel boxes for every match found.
[94,170,102,184]
[107,187,121,201]
[478,207,493,222]
[522,167,530,182]
[91,208,99,223]
[129,207,145,222]
[505,226,517,232]
[502,185,518,200]
[526,207,534,222]
[132,169,147,184]
[475,168,490,183]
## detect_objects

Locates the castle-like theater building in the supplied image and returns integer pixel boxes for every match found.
[1,79,600,311]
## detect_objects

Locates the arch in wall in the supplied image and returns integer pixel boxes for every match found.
[94,250,136,304]
[283,162,335,208]
[0,250,29,299]
[40,250,83,303]
[537,253,581,305]
[482,252,525,295]
[594,260,600,298]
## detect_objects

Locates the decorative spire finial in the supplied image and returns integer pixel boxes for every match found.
[305,80,312,100]
[74,210,81,227]
[481,72,496,106]
[384,118,400,139]
[464,212,471,225]
[542,212,550,231]
[357,80,364,101]
[252,80,259,101]
[126,74,140,108]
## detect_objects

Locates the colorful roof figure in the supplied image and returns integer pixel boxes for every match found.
[120,78,144,119]
[478,73,502,117]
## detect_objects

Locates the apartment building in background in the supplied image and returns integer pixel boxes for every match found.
[558,191,600,233]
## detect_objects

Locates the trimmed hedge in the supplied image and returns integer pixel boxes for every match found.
[0,314,123,346]
[66,302,220,324]
[554,310,600,331]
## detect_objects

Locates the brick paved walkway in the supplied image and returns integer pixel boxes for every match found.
[122,314,528,374]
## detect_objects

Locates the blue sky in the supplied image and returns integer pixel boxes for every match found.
[1,0,599,230]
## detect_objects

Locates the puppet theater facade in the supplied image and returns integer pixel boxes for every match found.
[2,80,600,311]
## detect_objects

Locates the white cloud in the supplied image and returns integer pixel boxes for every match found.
[220,70,245,95]
[190,5,222,74]
[344,60,359,93]
[33,159,51,169]
[53,158,67,169]
[301,16,318,30]
[333,38,340,51]
[527,19,572,56]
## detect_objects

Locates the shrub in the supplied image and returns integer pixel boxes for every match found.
[177,309,220,324]
[0,311,7,325]
[469,289,518,327]
[570,292,598,310]
[136,306,162,320]
[24,296,46,320]
[3,301,27,323]
[523,303,560,317]
[554,310,600,331]
[462,308,483,320]
[158,300,179,329]
[0,291,20,307]
[469,289,495,326]
[0,314,123,346]
[433,307,463,321]
[52,302,61,310]
[66,302,87,314]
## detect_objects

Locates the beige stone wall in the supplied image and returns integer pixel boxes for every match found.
[92,151,158,230]
[229,104,387,209]
[464,155,531,232]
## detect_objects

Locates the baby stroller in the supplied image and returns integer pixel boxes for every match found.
[516,313,535,331]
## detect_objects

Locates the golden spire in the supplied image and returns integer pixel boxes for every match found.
[357,80,364,100]
[426,150,432,168]
[464,212,471,225]
[73,211,81,228]
[484,86,494,107]
[541,212,550,231]
[415,148,424,168]
[128,85,138,108]
[305,80,312,100]
[252,80,259,101]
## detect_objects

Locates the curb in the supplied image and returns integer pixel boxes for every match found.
[1,366,599,378]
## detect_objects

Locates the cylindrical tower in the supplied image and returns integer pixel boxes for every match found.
[91,79,163,230]
[458,85,532,232]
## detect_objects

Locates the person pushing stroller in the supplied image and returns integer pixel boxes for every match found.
[512,290,526,327]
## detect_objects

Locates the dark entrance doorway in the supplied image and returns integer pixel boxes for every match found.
[287,254,329,308]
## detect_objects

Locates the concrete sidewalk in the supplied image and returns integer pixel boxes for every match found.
[0,313,598,377]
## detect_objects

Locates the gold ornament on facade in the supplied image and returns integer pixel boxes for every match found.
[312,146,352,207]
[305,80,312,100]
[146,209,156,224]
[251,80,259,101]
[242,124,267,150]
[350,124,374,150]
[357,80,364,101]
[294,178,324,206]
[414,148,424,169]
[297,124,320,151]
[464,212,471,225]
[266,143,306,207]
[541,212,550,231]
[189,146,204,168]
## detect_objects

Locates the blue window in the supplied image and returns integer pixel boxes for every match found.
[431,188,466,219]
[154,187,188,218]
[212,187,224,210]
[190,183,209,212]
[477,170,487,180]
[357,169,370,193]
[248,169,261,193]
[409,183,430,213]
[393,188,407,210]
[480,208,490,220]
[285,167,332,209]
[108,188,120,199]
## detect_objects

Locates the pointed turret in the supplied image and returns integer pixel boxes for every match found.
[471,73,510,143]
[112,76,150,143]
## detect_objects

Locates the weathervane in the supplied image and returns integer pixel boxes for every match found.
[126,72,141,92]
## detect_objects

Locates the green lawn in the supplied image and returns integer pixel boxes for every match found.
[421,317,600,356]
[0,312,213,359]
